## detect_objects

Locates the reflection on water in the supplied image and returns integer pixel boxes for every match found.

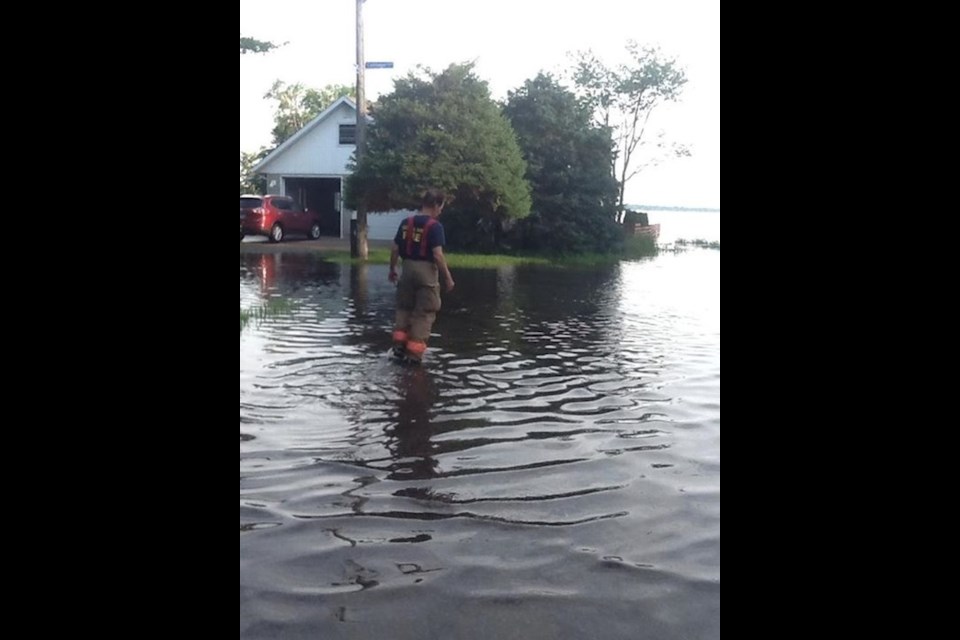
[240,250,720,640]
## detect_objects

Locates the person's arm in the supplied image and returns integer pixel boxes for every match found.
[389,244,400,283]
[433,246,455,292]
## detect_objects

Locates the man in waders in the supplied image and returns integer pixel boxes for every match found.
[388,189,455,364]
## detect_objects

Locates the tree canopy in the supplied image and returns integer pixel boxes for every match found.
[240,36,278,54]
[571,43,689,218]
[346,63,531,252]
[504,73,621,253]
[264,82,355,146]
[240,149,267,195]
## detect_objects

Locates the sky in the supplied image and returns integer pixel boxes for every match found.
[240,0,720,209]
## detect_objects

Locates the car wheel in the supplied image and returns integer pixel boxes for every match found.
[309,222,321,240]
[269,223,284,243]
[239,232,245,242]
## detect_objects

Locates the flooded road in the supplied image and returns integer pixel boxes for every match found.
[240,249,720,639]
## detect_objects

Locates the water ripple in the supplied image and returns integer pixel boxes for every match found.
[241,250,720,639]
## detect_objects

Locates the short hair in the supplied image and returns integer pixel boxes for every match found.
[421,188,446,209]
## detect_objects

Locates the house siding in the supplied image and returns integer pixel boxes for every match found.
[257,102,357,177]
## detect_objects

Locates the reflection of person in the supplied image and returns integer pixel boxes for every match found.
[389,189,455,363]
[387,366,438,480]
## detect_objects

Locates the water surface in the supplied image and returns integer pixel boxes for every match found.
[240,248,720,639]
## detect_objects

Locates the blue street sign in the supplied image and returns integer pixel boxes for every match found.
[365,61,394,69]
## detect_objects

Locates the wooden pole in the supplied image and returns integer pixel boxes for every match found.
[352,0,369,259]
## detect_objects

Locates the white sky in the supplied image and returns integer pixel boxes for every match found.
[240,0,720,209]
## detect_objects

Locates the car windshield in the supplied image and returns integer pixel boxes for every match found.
[240,197,262,209]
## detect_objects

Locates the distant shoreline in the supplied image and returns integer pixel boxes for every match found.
[628,204,721,213]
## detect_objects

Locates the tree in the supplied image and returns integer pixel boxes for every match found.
[240,149,268,195]
[504,73,621,253]
[240,36,277,54]
[346,63,531,252]
[263,81,355,146]
[571,43,689,220]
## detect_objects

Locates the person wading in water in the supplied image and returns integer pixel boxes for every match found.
[388,188,455,364]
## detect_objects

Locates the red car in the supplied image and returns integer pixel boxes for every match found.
[240,195,323,243]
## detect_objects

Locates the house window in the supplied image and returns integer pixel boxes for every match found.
[339,124,356,144]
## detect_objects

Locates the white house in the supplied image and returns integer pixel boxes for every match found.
[252,97,410,241]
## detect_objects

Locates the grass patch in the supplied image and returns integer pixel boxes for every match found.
[674,238,721,251]
[323,249,394,265]
[447,253,552,268]
[319,238,657,269]
[322,249,549,267]
[240,298,297,333]
[622,235,660,260]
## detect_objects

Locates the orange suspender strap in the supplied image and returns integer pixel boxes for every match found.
[420,218,438,257]
[404,216,416,257]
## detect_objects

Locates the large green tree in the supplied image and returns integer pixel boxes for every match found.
[504,73,621,254]
[346,63,530,252]
[264,81,355,146]
[571,43,689,218]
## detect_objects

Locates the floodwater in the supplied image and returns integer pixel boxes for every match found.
[240,245,720,639]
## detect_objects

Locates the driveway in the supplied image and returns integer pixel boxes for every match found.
[239,236,394,254]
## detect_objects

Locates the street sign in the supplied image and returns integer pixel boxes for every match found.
[365,61,394,69]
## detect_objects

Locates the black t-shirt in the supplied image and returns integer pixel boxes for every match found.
[394,214,445,261]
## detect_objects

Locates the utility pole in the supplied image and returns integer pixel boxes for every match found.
[352,0,368,259]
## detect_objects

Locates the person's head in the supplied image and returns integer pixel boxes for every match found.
[420,188,446,216]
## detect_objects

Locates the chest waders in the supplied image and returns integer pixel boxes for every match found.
[392,217,440,363]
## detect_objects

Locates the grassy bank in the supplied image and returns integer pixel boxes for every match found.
[320,235,658,268]
[322,249,553,268]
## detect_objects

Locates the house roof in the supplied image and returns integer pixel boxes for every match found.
[252,96,369,174]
